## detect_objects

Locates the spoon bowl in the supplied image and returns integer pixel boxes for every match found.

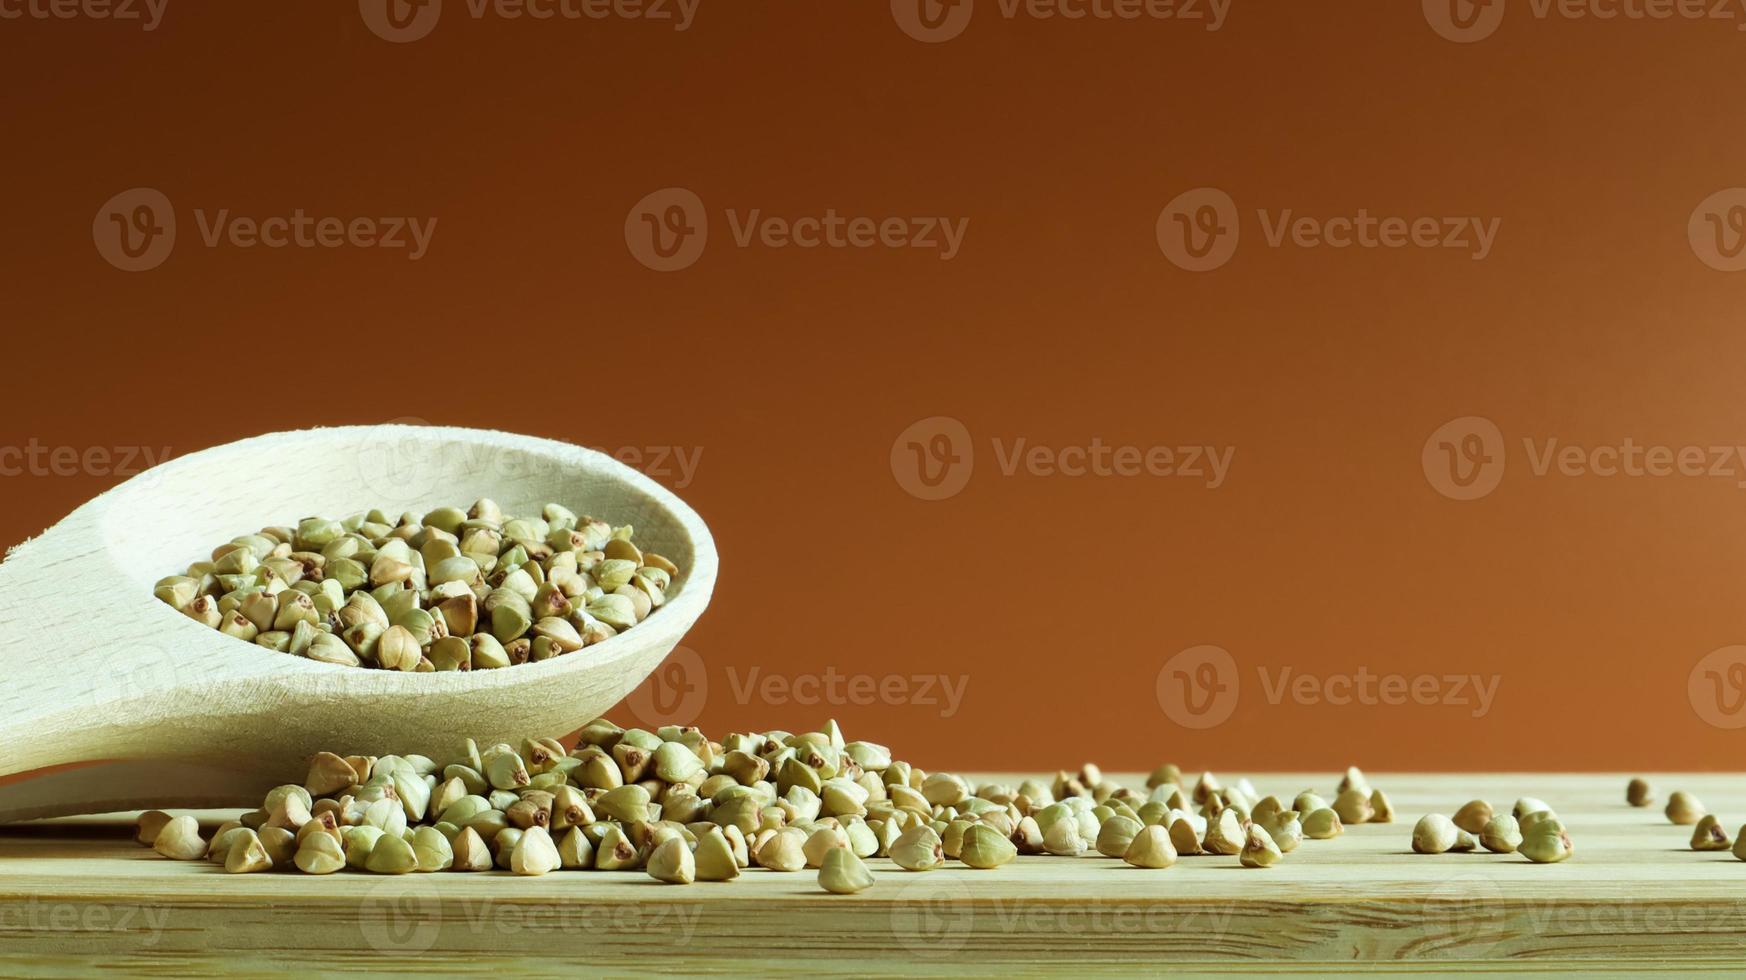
[0,425,717,822]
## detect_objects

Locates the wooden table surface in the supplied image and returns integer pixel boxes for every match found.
[3,773,1745,975]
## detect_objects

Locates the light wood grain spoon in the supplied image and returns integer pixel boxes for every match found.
[0,425,717,823]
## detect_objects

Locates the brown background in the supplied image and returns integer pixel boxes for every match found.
[6,0,1746,772]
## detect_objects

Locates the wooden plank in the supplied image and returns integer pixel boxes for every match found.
[3,773,1745,974]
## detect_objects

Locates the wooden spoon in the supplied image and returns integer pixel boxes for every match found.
[0,425,717,823]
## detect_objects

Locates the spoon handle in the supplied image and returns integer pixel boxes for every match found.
[0,513,173,779]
